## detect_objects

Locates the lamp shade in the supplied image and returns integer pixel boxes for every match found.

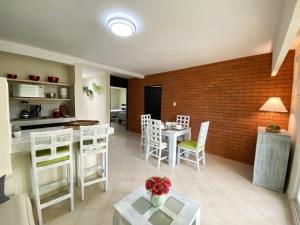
[259,97,287,113]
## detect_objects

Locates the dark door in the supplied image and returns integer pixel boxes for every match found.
[144,86,162,120]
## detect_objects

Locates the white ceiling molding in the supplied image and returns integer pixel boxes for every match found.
[0,40,144,79]
[271,0,300,76]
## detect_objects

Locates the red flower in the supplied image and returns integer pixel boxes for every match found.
[145,176,172,196]
[145,181,153,190]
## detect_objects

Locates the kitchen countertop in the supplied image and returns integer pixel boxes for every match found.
[11,117,76,127]
[11,126,114,154]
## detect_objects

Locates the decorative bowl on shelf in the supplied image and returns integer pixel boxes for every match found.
[46,93,56,98]
[7,74,17,79]
[48,76,59,83]
[29,75,40,81]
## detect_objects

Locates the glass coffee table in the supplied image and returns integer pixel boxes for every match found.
[113,187,201,225]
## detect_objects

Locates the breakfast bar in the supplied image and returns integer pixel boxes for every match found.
[11,126,114,153]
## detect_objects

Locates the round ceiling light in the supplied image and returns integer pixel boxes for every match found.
[108,17,136,37]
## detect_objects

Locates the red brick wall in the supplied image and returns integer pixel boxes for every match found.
[128,51,295,164]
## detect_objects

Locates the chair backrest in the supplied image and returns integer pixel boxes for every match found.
[31,128,73,168]
[196,121,210,151]
[141,114,151,135]
[80,124,109,154]
[148,119,162,147]
[176,115,190,128]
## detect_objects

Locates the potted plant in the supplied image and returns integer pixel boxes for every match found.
[12,126,21,138]
[145,176,172,208]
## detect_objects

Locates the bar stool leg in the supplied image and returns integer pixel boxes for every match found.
[33,169,43,225]
[69,163,74,210]
[76,152,80,187]
[80,154,85,201]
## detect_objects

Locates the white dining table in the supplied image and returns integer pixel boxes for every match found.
[144,127,191,167]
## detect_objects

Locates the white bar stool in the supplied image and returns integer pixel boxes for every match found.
[77,124,109,200]
[31,128,74,225]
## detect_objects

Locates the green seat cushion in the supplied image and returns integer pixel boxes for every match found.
[178,140,197,151]
[36,146,69,167]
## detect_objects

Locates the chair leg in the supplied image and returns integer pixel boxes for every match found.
[202,150,206,166]
[105,151,108,192]
[177,148,181,166]
[101,151,105,177]
[80,154,85,201]
[68,163,74,211]
[36,201,43,225]
[140,135,144,150]
[76,153,80,187]
[157,148,162,169]
[33,169,43,225]
[196,152,200,171]
[145,146,150,164]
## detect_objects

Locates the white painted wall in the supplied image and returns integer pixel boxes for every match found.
[120,88,126,106]
[288,45,300,198]
[74,64,110,123]
[110,87,126,110]
[0,78,14,195]
[111,88,120,109]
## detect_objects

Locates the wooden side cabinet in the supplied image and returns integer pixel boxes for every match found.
[253,127,291,192]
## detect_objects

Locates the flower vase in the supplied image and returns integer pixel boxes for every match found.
[151,194,166,208]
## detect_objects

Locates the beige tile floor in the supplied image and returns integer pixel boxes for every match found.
[41,123,292,225]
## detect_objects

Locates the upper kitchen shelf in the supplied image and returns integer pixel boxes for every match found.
[10,97,71,101]
[7,78,72,87]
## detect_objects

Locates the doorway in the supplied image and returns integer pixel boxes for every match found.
[144,85,162,120]
[110,75,128,133]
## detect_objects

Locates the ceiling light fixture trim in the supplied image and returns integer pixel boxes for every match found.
[108,17,136,37]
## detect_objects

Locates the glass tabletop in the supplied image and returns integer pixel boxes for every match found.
[132,197,152,215]
[148,210,173,225]
[165,196,184,215]
[131,195,186,225]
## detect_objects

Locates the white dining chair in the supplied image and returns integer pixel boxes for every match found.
[176,115,190,128]
[31,128,74,225]
[146,119,168,168]
[177,121,210,171]
[77,124,109,200]
[176,115,190,142]
[140,114,151,150]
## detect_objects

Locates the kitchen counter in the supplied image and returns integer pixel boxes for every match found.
[11,117,76,127]
[11,126,114,154]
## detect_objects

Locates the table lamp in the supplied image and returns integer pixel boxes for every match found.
[259,97,287,132]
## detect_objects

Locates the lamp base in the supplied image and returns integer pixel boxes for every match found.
[266,124,281,133]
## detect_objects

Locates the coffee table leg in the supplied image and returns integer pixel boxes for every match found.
[195,209,201,225]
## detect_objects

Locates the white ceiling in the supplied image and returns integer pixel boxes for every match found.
[0,0,283,76]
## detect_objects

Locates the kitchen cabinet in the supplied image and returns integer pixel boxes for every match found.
[253,127,291,192]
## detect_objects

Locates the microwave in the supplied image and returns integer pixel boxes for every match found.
[11,84,45,98]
